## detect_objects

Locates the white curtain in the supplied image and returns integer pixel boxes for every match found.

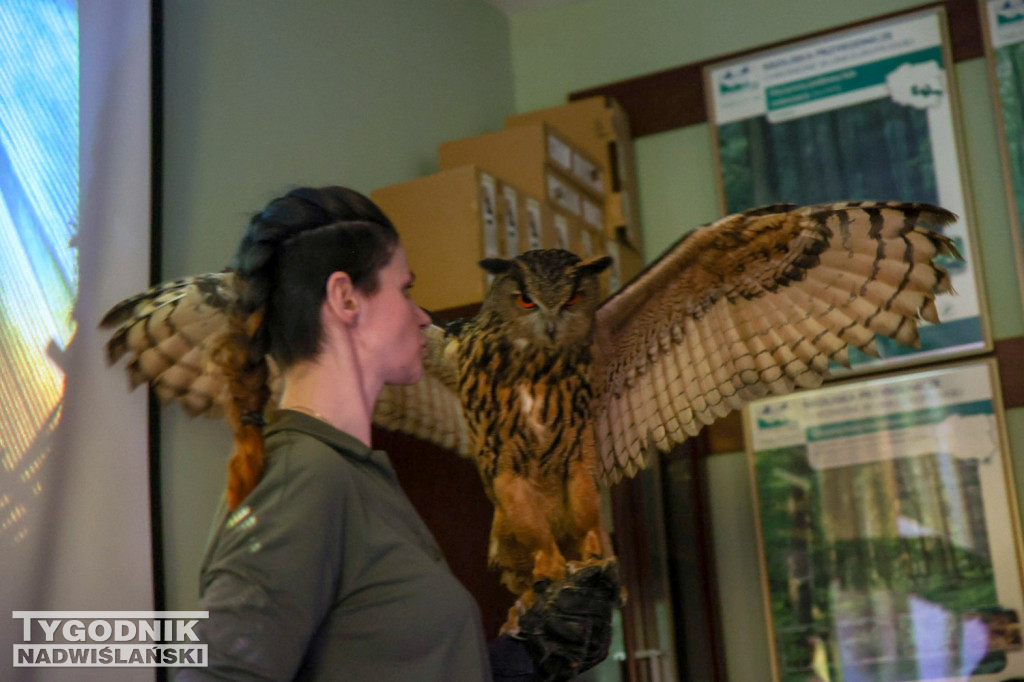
[1,1,155,679]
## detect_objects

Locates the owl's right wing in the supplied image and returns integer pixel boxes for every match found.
[372,322,472,457]
[99,271,242,416]
[591,201,960,484]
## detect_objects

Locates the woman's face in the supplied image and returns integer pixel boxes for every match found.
[355,247,431,386]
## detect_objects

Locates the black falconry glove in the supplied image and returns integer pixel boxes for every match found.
[514,560,622,682]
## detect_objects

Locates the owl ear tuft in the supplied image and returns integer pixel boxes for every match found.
[479,258,517,275]
[576,255,613,276]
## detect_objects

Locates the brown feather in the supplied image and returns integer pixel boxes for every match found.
[593,201,959,483]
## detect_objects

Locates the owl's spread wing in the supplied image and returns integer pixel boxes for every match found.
[100,272,243,416]
[591,201,960,484]
[103,274,468,450]
[372,323,472,456]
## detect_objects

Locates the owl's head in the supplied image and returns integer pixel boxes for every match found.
[478,249,613,349]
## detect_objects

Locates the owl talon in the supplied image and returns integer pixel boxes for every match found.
[499,612,522,637]
[571,564,603,581]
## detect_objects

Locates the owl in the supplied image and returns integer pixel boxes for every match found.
[101,200,960,633]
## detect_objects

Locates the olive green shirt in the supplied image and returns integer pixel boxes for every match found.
[180,410,491,681]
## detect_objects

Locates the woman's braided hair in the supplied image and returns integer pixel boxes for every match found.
[211,186,399,509]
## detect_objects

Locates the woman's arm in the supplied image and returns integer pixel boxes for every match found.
[176,444,350,681]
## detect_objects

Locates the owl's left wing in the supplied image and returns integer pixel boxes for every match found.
[100,272,242,416]
[103,273,469,451]
[372,322,472,457]
[591,201,960,484]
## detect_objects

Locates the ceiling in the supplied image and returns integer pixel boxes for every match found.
[483,0,585,16]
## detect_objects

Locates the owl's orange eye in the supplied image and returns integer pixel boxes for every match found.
[516,293,536,309]
[564,292,582,307]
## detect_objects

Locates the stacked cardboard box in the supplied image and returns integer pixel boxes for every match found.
[371,166,509,310]
[505,96,642,252]
[372,97,644,311]
[438,121,608,262]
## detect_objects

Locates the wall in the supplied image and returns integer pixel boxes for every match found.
[159,0,513,612]
[157,0,1024,676]
[507,0,1024,679]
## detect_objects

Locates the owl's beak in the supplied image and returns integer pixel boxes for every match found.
[545,320,557,341]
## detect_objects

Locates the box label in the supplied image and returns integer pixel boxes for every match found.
[547,172,581,215]
[582,198,604,231]
[606,239,622,292]
[480,173,499,260]
[525,198,543,250]
[502,185,520,256]
[554,214,570,250]
[572,152,604,195]
[547,133,573,171]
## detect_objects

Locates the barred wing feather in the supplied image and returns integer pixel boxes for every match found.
[99,272,242,416]
[372,324,472,456]
[101,273,466,451]
[591,201,960,484]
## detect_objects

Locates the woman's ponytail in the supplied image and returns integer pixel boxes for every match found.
[213,186,399,509]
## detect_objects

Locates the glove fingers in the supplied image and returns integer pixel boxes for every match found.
[515,560,621,680]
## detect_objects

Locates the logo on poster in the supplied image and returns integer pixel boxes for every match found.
[717,65,758,95]
[996,0,1024,26]
[752,403,805,451]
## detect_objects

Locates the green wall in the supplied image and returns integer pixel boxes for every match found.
[507,0,1024,678]
[507,0,1024,339]
[159,1,1024,678]
[159,0,513,613]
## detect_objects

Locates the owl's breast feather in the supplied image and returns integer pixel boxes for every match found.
[517,384,548,440]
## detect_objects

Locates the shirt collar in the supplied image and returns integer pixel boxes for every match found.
[264,409,394,475]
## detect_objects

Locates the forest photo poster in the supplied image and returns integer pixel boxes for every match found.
[745,359,1024,682]
[705,8,989,374]
[982,0,1024,306]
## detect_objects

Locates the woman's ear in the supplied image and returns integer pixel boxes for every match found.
[324,271,358,323]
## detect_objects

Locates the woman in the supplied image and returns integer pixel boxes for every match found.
[176,186,614,681]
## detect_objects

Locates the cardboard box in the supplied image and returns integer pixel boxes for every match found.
[498,182,524,257]
[549,208,579,253]
[605,238,645,294]
[371,166,505,310]
[438,122,604,217]
[372,166,568,309]
[605,192,633,245]
[580,193,605,235]
[583,225,614,297]
[505,96,643,250]
[498,181,569,256]
[506,96,628,176]
[521,195,548,252]
[578,224,607,260]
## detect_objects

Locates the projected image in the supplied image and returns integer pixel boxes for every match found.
[0,0,79,546]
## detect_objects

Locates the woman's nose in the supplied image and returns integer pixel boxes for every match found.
[416,306,432,328]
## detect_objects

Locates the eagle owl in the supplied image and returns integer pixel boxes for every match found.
[450,249,616,615]
[100,201,960,633]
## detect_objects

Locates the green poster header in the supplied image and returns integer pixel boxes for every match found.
[806,399,993,442]
[766,46,943,111]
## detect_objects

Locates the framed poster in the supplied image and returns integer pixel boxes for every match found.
[744,359,1024,682]
[705,9,989,374]
[981,0,1024,304]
